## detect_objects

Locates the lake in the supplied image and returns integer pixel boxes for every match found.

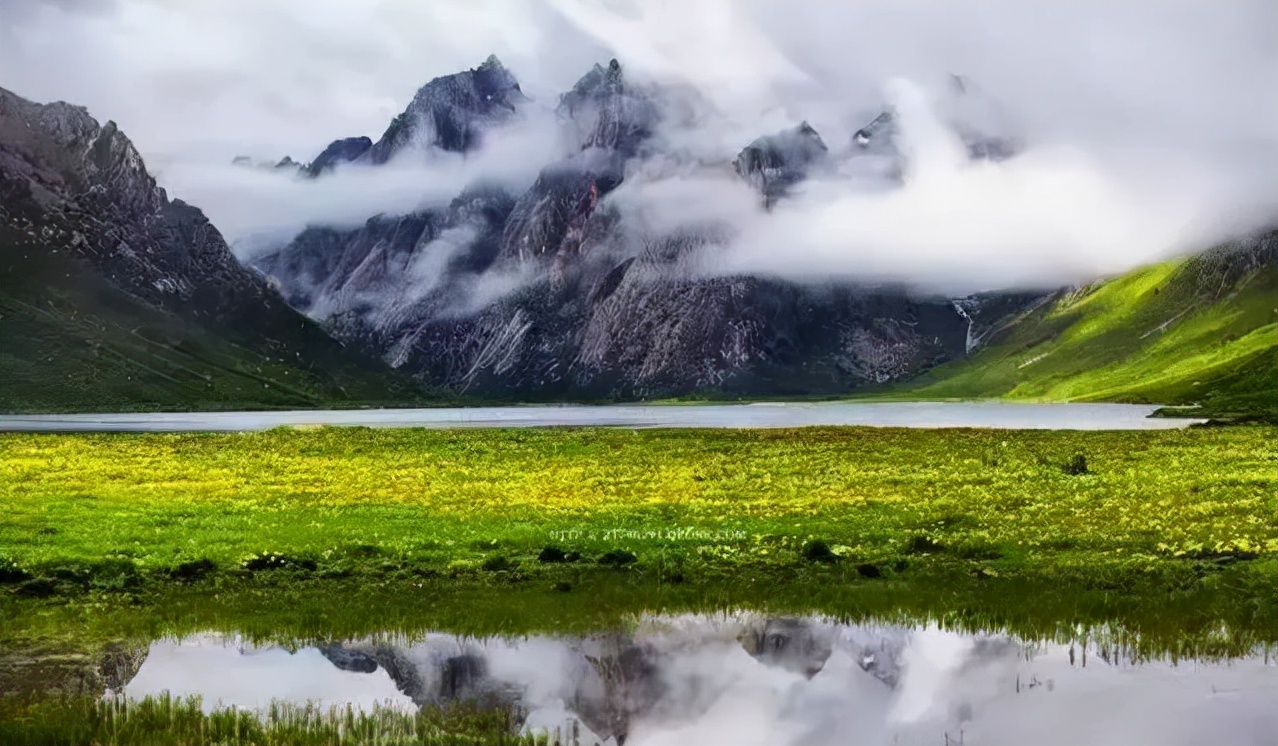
[0,401,1205,432]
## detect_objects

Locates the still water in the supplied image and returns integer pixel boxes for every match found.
[0,402,1204,432]
[119,615,1275,746]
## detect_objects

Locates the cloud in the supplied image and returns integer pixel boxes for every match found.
[2,0,1276,293]
[161,102,569,257]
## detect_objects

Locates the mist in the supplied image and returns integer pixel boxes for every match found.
[2,0,1276,292]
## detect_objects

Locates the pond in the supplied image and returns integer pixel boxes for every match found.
[89,615,1278,746]
[0,401,1205,432]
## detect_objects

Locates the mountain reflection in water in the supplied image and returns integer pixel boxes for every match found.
[123,615,1277,746]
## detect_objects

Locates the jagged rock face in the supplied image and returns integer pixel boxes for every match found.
[252,60,1038,400]
[498,164,618,263]
[490,59,653,266]
[852,111,899,152]
[576,234,969,393]
[734,122,829,206]
[0,86,380,367]
[1,88,250,316]
[306,136,373,176]
[559,59,658,158]
[366,54,525,165]
[252,183,517,367]
[295,55,526,176]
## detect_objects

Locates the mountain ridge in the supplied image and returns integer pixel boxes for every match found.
[3,57,1273,415]
[250,57,1048,400]
[0,86,418,412]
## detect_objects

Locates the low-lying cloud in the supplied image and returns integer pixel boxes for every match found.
[2,0,1275,294]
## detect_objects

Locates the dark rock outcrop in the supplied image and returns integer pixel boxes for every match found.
[305,136,372,176]
[294,55,527,177]
[365,54,526,165]
[734,121,829,206]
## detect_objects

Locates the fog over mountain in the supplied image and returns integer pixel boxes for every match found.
[3,0,1275,294]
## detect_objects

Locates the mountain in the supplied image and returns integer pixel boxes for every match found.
[252,57,1046,400]
[0,87,417,412]
[904,230,1278,422]
[302,53,526,177]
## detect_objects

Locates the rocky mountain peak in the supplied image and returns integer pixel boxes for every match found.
[852,110,898,153]
[299,55,529,176]
[734,121,830,206]
[364,54,527,164]
[558,58,656,157]
[560,58,626,111]
[305,136,373,176]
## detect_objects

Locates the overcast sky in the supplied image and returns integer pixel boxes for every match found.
[2,0,1276,291]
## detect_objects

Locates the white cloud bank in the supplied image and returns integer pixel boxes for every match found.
[2,0,1276,293]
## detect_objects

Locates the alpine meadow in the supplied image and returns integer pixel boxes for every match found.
[1,2,1276,745]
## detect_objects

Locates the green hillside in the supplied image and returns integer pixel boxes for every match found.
[905,235,1278,423]
[0,228,420,413]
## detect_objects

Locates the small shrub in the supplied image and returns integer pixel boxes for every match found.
[481,556,515,572]
[15,578,57,598]
[1062,453,1090,475]
[168,559,216,582]
[242,554,317,572]
[801,540,839,563]
[0,560,31,585]
[856,563,883,579]
[598,550,638,567]
[537,545,570,564]
[905,535,945,555]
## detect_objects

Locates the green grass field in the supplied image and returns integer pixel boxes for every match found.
[2,426,1274,649]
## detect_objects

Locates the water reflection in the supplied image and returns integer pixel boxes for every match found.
[122,615,1277,746]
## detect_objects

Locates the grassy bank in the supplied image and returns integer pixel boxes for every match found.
[0,695,544,746]
[903,244,1278,423]
[1,426,1274,646]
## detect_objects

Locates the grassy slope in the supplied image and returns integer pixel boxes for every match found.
[0,231,422,413]
[902,247,1278,422]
